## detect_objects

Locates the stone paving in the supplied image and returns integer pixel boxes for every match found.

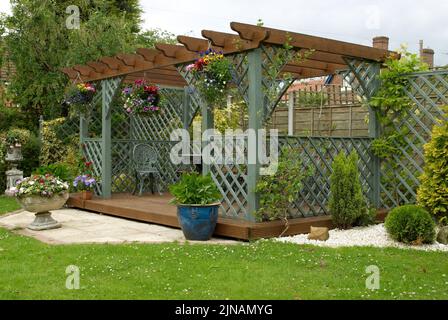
[0,209,238,245]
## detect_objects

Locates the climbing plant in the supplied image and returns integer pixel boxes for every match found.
[370,45,428,159]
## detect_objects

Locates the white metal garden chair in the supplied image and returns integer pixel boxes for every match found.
[132,144,163,196]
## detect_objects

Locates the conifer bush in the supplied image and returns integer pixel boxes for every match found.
[329,151,373,229]
[385,205,436,244]
[417,115,448,222]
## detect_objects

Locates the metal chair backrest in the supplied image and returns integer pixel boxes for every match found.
[133,144,158,172]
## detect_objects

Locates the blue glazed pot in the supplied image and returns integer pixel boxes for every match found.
[177,203,220,241]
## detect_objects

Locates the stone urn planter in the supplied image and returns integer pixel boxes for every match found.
[17,193,69,231]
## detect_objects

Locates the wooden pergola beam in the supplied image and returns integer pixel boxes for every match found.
[63,21,394,84]
[230,22,392,61]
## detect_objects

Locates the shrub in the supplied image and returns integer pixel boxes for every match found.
[34,163,76,183]
[417,115,448,222]
[385,205,436,245]
[329,151,369,229]
[255,147,310,235]
[169,173,221,205]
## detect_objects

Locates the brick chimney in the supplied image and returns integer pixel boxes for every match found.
[421,48,435,68]
[372,36,389,50]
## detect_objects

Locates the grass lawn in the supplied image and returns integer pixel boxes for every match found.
[0,196,20,215]
[0,227,447,300]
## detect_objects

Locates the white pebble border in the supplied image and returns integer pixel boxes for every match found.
[277,224,448,252]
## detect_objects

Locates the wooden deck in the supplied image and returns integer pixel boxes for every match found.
[67,193,344,241]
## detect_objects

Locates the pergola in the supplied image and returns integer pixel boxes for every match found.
[63,22,393,221]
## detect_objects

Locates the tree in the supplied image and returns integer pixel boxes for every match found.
[0,0,174,125]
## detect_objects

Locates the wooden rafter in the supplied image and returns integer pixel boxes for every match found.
[62,21,393,85]
[230,22,393,61]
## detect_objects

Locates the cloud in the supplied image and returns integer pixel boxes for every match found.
[1,0,446,65]
[141,0,448,65]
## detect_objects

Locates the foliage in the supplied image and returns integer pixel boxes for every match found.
[169,173,221,205]
[13,175,69,198]
[417,114,448,222]
[255,147,309,234]
[297,91,327,107]
[0,105,30,132]
[385,205,436,245]
[370,46,428,159]
[4,128,30,146]
[39,118,78,166]
[34,163,76,183]
[214,102,248,133]
[187,49,233,108]
[329,151,369,229]
[121,80,162,115]
[0,0,173,121]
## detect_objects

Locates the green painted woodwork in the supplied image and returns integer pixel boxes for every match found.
[101,77,123,198]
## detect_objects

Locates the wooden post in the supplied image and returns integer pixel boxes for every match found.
[101,80,112,199]
[183,86,191,130]
[202,102,214,176]
[288,92,294,136]
[368,65,382,208]
[80,114,88,145]
[246,48,263,220]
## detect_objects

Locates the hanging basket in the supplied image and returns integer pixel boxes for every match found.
[186,49,234,109]
[121,80,163,116]
[65,83,97,114]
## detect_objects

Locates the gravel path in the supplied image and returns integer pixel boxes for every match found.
[277,224,448,252]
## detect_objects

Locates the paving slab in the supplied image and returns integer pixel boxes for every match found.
[0,209,239,245]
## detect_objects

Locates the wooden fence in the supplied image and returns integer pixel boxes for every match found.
[268,84,369,137]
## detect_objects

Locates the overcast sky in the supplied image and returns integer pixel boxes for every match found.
[1,0,447,65]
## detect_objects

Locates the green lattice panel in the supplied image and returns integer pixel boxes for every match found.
[278,136,374,217]
[83,139,103,195]
[131,88,187,141]
[109,140,196,193]
[379,70,448,208]
[209,135,249,219]
[340,58,381,101]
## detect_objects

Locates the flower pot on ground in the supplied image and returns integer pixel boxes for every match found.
[169,173,222,241]
[80,190,93,200]
[12,175,70,231]
[73,174,96,201]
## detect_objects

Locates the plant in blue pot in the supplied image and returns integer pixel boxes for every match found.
[169,173,222,241]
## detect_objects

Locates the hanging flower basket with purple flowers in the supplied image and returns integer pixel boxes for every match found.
[121,79,162,116]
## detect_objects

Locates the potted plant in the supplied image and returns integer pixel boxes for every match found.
[72,160,97,200]
[73,174,96,200]
[169,173,222,241]
[12,174,70,231]
[121,79,162,116]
